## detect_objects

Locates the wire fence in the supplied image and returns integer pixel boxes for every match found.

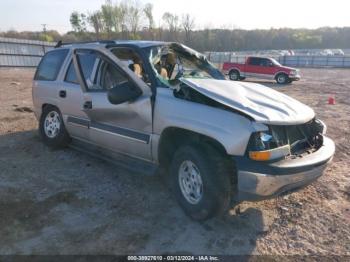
[1,37,350,69]
[0,37,55,67]
[206,52,350,69]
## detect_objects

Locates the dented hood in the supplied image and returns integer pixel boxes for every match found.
[180,78,315,125]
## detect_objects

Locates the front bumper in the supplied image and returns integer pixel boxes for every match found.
[289,74,301,81]
[235,136,335,200]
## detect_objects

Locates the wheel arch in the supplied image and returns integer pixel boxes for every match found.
[274,71,288,79]
[157,127,228,168]
[228,67,241,76]
[38,101,60,119]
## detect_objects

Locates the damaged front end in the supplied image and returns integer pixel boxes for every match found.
[236,118,334,200]
[247,119,326,162]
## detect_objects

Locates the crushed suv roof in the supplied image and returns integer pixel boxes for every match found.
[59,40,165,48]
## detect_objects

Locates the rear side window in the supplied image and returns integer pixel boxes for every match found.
[34,49,69,81]
[65,61,79,84]
[65,53,98,85]
[248,57,261,66]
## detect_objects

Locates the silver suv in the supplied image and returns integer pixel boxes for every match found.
[32,41,335,220]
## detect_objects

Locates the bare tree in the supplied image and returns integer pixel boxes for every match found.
[156,20,164,41]
[162,12,179,40]
[119,1,129,38]
[127,1,143,39]
[143,3,154,30]
[88,11,104,39]
[181,13,195,44]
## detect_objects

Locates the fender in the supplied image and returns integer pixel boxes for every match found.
[227,66,244,77]
[274,70,289,79]
[153,88,268,159]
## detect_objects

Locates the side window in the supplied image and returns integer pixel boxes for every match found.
[34,49,68,81]
[74,50,128,92]
[96,60,128,91]
[248,57,260,66]
[76,52,99,89]
[260,58,271,67]
[65,61,79,84]
[111,47,151,85]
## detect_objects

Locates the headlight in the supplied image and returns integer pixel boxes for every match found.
[315,119,327,135]
[289,70,297,76]
[248,131,291,161]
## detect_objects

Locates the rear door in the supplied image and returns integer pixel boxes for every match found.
[60,53,91,140]
[72,47,153,161]
[244,57,262,78]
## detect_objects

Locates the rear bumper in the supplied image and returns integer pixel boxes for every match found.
[235,136,335,200]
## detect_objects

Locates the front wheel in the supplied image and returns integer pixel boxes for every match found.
[276,73,289,84]
[169,144,233,221]
[39,105,70,149]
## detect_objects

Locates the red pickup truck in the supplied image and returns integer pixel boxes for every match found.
[222,56,300,84]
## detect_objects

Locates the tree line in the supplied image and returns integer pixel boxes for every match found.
[1,0,350,52]
[68,0,196,45]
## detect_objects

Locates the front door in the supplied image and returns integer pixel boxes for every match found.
[72,48,153,161]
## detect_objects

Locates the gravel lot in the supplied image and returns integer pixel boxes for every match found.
[0,68,349,255]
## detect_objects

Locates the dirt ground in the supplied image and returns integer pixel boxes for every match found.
[0,68,349,256]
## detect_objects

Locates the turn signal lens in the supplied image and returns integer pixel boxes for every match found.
[249,145,291,161]
[249,151,271,161]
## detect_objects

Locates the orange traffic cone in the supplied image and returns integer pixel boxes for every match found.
[328,95,335,105]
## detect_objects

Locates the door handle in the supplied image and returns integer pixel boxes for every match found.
[83,101,92,109]
[59,90,66,98]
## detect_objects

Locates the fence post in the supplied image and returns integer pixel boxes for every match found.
[41,44,46,56]
[297,56,300,67]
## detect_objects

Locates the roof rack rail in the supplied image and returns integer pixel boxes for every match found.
[55,40,115,48]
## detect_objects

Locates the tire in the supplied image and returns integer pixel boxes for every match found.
[229,70,240,81]
[169,143,233,221]
[39,105,70,149]
[239,77,246,81]
[276,73,289,84]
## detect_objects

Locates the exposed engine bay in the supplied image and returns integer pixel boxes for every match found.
[248,120,325,158]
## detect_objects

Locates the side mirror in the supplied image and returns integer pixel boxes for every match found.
[107,81,142,105]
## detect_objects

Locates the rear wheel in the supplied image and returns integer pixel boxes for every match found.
[39,105,70,149]
[169,144,233,221]
[276,73,289,84]
[229,70,240,81]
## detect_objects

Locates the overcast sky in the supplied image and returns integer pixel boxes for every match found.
[1,0,350,33]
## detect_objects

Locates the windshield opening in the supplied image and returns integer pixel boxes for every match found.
[146,43,224,87]
[271,58,282,66]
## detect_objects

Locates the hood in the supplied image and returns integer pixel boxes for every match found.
[180,78,314,125]
[281,66,298,71]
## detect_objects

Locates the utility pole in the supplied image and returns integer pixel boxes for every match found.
[41,24,47,34]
